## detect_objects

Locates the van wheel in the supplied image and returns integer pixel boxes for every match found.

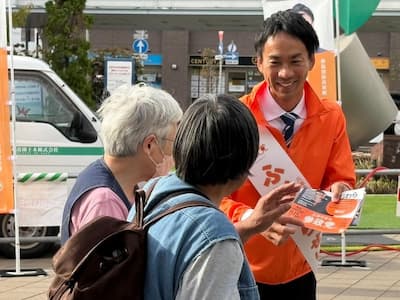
[0,214,59,258]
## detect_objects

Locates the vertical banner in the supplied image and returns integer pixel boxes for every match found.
[0,1,14,214]
[308,51,337,102]
[261,0,337,102]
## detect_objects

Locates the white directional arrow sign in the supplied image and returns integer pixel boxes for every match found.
[132,39,149,54]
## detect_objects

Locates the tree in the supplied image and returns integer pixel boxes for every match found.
[6,5,32,55]
[43,0,95,108]
[11,4,32,27]
[200,48,218,93]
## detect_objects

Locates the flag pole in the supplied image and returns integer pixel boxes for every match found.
[0,1,47,278]
[321,0,366,269]
[6,0,22,274]
[334,0,347,265]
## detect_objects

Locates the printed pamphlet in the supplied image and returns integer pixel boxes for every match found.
[287,188,366,233]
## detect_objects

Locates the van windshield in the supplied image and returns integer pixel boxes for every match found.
[11,70,97,143]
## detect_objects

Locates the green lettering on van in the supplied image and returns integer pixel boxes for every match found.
[16,146,104,156]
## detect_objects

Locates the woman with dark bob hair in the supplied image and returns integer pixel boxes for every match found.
[174,93,259,186]
[128,94,300,299]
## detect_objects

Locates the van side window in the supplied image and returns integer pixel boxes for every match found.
[12,71,97,143]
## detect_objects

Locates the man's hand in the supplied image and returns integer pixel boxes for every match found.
[260,216,304,246]
[330,181,351,203]
[235,182,301,242]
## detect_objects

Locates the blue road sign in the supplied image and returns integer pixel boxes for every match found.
[133,39,149,54]
[225,51,239,65]
[225,52,238,60]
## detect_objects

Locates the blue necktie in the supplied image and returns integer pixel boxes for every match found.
[280,112,298,145]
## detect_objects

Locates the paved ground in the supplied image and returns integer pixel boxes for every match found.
[0,235,399,299]
[322,231,400,247]
[318,250,400,299]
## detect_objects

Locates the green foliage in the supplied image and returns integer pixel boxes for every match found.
[43,0,95,109]
[11,4,33,27]
[363,176,397,194]
[353,152,376,169]
[5,5,32,55]
[352,151,397,194]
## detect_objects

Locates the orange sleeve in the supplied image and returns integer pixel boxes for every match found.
[219,179,261,223]
[219,197,252,223]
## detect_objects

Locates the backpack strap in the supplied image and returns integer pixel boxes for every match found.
[143,200,216,229]
[133,179,160,228]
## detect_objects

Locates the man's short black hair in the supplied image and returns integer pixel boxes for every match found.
[174,94,259,186]
[291,3,314,22]
[255,10,319,59]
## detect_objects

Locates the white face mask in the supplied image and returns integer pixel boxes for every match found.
[152,155,174,177]
[148,139,174,177]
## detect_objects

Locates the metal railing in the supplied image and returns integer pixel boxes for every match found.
[356,168,400,176]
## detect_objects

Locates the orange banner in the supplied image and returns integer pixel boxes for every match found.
[307,51,337,102]
[0,49,14,213]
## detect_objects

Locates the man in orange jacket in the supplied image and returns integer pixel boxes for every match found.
[220,10,355,300]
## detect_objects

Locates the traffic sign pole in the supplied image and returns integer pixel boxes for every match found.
[132,37,149,67]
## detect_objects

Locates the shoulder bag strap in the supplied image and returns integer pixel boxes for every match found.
[132,178,160,228]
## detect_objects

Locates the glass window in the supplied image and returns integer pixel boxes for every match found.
[228,72,245,93]
[12,71,97,143]
[246,70,263,92]
[190,68,223,99]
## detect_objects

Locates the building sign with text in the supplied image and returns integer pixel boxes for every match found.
[189,56,256,66]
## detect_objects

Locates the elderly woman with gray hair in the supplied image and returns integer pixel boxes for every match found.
[60,83,182,244]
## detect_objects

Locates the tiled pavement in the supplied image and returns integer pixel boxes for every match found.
[0,245,399,299]
[317,250,400,299]
[0,254,53,300]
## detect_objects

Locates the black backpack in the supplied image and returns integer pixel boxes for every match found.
[48,185,214,299]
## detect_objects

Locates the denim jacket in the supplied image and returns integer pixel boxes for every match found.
[127,174,259,299]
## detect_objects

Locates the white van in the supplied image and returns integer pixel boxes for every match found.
[1,56,103,258]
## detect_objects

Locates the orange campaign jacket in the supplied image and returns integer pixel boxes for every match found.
[220,81,356,284]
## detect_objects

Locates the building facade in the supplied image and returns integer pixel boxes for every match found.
[10,0,400,109]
